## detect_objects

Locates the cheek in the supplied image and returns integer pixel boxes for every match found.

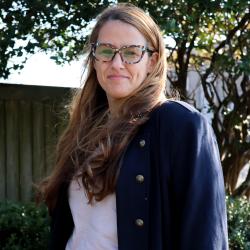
[94,63,105,79]
[134,64,149,82]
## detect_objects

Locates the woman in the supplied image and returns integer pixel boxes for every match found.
[39,3,228,250]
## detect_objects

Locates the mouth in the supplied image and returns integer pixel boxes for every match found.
[107,75,129,80]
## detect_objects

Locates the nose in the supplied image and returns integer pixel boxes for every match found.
[111,52,124,69]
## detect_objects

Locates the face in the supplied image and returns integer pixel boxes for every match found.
[93,20,157,106]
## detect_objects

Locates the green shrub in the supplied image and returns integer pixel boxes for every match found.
[0,201,50,250]
[227,196,250,250]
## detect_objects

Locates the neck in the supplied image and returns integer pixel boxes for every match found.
[107,96,122,118]
[107,93,167,118]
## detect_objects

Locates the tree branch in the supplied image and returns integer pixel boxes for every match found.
[202,12,250,82]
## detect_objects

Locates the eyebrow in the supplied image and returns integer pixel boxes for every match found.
[95,42,146,48]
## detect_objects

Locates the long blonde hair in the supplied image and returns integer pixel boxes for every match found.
[39,3,167,212]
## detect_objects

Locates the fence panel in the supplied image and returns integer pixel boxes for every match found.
[19,100,33,201]
[6,100,19,200]
[0,84,71,202]
[0,100,6,200]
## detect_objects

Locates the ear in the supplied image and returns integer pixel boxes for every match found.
[147,52,158,74]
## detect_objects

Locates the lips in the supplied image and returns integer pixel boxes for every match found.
[107,75,129,79]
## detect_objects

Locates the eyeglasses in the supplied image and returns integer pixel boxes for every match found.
[91,43,155,64]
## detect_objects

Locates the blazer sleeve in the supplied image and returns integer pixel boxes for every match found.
[48,183,74,250]
[159,102,229,250]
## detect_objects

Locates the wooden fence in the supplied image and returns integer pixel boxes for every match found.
[0,83,72,202]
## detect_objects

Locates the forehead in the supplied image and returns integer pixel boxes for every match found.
[97,20,147,47]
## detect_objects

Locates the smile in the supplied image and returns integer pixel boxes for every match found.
[107,75,129,79]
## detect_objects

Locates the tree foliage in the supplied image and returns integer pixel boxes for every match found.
[0,0,111,78]
[1,0,250,197]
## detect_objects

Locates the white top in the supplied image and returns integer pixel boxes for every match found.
[66,179,118,250]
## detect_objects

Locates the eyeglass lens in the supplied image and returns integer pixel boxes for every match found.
[94,44,144,63]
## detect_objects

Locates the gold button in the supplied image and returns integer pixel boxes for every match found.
[136,174,144,183]
[139,139,146,147]
[135,218,144,227]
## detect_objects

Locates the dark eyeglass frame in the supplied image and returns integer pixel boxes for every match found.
[91,42,155,64]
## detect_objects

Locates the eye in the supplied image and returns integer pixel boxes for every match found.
[95,45,114,58]
[100,48,113,55]
[123,47,141,58]
[124,50,136,55]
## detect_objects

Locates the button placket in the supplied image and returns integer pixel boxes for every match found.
[132,136,148,231]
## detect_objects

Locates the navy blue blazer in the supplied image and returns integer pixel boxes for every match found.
[49,101,228,250]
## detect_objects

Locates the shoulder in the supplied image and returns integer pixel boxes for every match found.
[151,100,209,132]
[160,100,198,113]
